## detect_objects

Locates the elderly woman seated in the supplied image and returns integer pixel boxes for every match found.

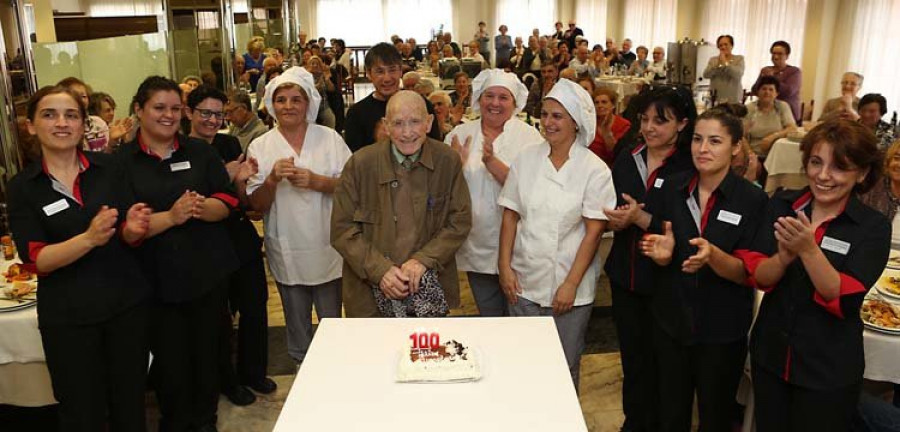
[818,71,863,121]
[744,75,796,158]
[861,140,900,248]
[855,93,897,151]
[428,90,458,139]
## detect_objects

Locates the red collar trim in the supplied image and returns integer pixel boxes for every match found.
[41,151,90,175]
[631,143,646,156]
[138,134,180,159]
[791,191,812,212]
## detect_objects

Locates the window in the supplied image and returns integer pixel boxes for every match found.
[576,0,608,44]
[701,0,808,90]
[623,0,677,50]
[837,0,900,115]
[495,0,556,41]
[316,0,452,46]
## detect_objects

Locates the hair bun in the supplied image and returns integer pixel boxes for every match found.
[709,103,747,118]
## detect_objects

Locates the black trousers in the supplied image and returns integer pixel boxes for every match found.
[40,302,150,432]
[654,321,747,432]
[610,281,659,432]
[151,288,224,432]
[218,257,269,388]
[753,362,861,432]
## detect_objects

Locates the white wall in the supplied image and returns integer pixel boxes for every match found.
[50,0,85,13]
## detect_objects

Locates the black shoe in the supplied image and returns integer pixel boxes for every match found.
[194,424,219,432]
[245,377,277,394]
[223,384,256,406]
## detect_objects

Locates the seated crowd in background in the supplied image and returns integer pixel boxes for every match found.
[11,19,900,432]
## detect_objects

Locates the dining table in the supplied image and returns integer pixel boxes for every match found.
[763,136,807,194]
[0,258,55,407]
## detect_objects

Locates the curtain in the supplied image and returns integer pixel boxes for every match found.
[88,0,160,17]
[838,0,900,115]
[576,0,608,44]
[495,0,556,42]
[700,0,808,90]
[623,0,677,50]
[316,0,452,46]
[384,0,453,44]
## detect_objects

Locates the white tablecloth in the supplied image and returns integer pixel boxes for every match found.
[274,317,587,432]
[595,77,647,111]
[763,138,807,194]
[0,307,43,363]
[863,328,900,383]
[763,138,802,176]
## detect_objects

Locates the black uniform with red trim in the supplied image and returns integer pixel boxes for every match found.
[603,142,693,432]
[741,188,890,390]
[606,144,694,295]
[648,170,768,344]
[8,151,151,326]
[645,170,768,432]
[7,151,152,430]
[117,134,239,302]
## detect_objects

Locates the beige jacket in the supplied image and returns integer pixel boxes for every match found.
[331,138,472,317]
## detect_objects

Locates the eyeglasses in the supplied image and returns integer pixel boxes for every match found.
[196,109,225,120]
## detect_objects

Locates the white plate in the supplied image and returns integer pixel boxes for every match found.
[875,269,900,302]
[861,296,900,335]
[887,250,900,270]
[0,279,37,313]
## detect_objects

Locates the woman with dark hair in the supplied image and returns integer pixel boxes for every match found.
[88,92,135,148]
[745,75,796,158]
[119,76,239,432]
[702,35,745,104]
[8,86,152,430]
[741,120,890,431]
[641,104,768,431]
[751,41,802,122]
[856,93,896,151]
[57,77,111,152]
[601,86,697,432]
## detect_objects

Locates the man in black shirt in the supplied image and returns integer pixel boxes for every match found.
[343,43,441,152]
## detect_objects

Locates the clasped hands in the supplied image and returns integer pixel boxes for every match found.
[268,156,318,189]
[168,190,219,224]
[379,259,427,300]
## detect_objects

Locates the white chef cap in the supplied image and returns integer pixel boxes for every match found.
[470,69,530,115]
[263,66,321,123]
[544,78,596,148]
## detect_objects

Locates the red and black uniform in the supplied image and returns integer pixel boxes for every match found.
[647,170,768,432]
[604,143,692,432]
[7,152,151,431]
[209,133,270,389]
[739,188,890,431]
[118,135,239,432]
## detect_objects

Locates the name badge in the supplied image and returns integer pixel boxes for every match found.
[43,199,70,216]
[170,161,191,172]
[821,236,850,255]
[654,178,665,189]
[717,210,742,226]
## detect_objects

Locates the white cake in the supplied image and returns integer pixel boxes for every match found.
[396,339,482,383]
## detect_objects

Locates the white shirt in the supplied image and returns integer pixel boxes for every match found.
[498,142,617,307]
[246,126,352,285]
[891,208,900,250]
[444,118,543,274]
[568,57,597,77]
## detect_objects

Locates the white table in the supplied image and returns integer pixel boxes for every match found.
[595,76,648,111]
[763,138,806,194]
[863,328,900,383]
[274,317,587,432]
[0,259,55,406]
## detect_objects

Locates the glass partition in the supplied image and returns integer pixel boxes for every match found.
[34,32,170,120]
